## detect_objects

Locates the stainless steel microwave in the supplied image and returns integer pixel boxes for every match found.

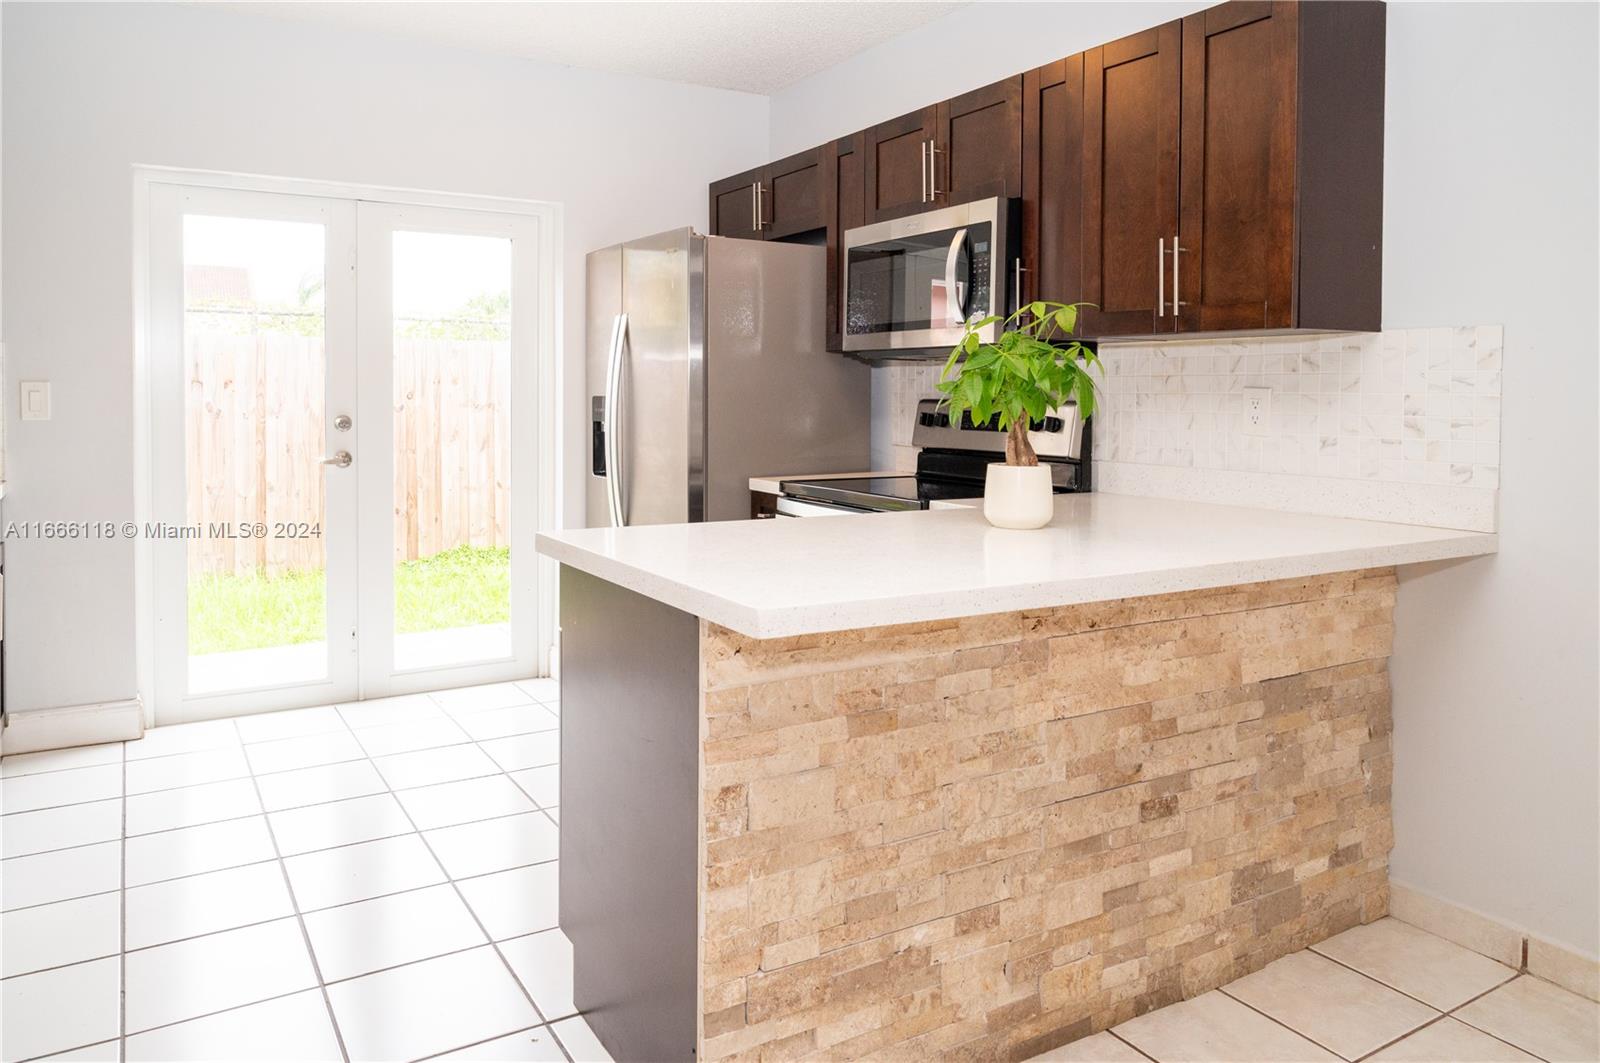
[842,197,1018,356]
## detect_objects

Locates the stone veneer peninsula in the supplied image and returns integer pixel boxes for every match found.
[536,494,1495,1061]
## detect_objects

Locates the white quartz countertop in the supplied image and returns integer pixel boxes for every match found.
[536,494,1497,639]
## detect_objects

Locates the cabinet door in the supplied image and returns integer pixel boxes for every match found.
[1082,22,1180,336]
[762,147,824,239]
[1021,56,1084,315]
[709,168,763,241]
[864,105,940,223]
[1177,2,1298,331]
[940,77,1023,207]
[823,133,865,352]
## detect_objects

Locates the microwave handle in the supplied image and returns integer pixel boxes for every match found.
[944,226,969,326]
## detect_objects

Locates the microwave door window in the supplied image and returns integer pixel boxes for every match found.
[846,230,954,335]
[846,222,993,338]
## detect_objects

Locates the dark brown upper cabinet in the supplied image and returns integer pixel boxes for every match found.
[1081,1,1384,338]
[823,133,865,351]
[709,165,765,241]
[1081,22,1182,337]
[761,147,824,239]
[1176,1,1384,333]
[710,0,1384,349]
[942,78,1024,206]
[863,83,1023,226]
[1021,56,1084,317]
[709,149,825,242]
[863,105,941,223]
[1179,2,1297,331]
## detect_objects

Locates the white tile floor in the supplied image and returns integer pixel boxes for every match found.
[6,682,1598,1063]
[0,679,612,1063]
[1033,918,1600,1063]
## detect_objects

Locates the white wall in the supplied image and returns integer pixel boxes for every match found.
[1381,1,1598,959]
[771,2,1599,957]
[0,2,768,714]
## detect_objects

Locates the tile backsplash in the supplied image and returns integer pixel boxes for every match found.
[1094,326,1502,489]
[870,325,1503,531]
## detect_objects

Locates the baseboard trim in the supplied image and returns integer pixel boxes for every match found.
[1391,881,1599,1001]
[1529,935,1600,1004]
[0,698,145,756]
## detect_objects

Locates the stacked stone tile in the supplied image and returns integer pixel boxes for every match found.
[696,569,1397,1061]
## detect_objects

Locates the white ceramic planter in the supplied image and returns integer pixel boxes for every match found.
[982,463,1054,529]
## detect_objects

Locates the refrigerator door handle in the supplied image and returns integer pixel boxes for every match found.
[604,312,628,527]
[944,227,969,326]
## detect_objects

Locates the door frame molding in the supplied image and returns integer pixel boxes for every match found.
[132,166,562,727]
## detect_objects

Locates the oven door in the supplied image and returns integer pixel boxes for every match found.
[776,496,873,517]
[843,198,1011,354]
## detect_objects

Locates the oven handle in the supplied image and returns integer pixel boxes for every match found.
[776,496,867,517]
[944,226,970,326]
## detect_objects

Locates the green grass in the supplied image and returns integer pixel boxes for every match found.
[394,545,511,635]
[188,545,510,656]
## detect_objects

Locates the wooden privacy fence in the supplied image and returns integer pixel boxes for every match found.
[185,332,512,576]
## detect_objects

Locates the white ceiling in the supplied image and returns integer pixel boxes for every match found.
[203,1,967,95]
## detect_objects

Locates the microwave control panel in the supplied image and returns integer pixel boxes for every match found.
[967,237,991,321]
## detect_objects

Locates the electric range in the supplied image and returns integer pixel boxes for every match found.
[777,398,1091,516]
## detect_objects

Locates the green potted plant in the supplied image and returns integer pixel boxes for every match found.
[936,300,1100,529]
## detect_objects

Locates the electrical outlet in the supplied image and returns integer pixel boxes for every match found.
[1242,387,1271,436]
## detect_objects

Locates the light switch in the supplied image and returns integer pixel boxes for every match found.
[21,381,51,421]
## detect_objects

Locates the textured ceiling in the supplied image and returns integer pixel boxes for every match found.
[203,1,967,94]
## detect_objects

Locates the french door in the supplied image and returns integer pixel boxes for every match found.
[148,183,545,723]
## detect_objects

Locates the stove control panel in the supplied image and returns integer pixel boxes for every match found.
[909,398,1084,459]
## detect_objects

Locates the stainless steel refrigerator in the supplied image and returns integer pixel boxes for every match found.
[586,228,870,526]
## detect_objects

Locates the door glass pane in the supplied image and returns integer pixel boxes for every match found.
[183,215,328,694]
[391,231,514,670]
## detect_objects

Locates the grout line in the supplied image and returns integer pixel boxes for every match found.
[14,1036,124,1063]
[1306,945,1541,1061]
[3,885,127,916]
[1443,976,1554,1063]
[366,704,572,1056]
[1350,1012,1456,1062]
[1307,944,1465,1013]
[546,1021,580,1063]
[1,727,558,811]
[4,850,560,919]
[362,727,566,1059]
[1,949,125,982]
[1106,1029,1159,1062]
[118,740,128,1061]
[6,691,567,1062]
[410,1023,555,1062]
[1215,985,1354,1059]
[317,940,489,988]
[237,715,353,1063]
[6,774,559,866]
[119,983,333,1042]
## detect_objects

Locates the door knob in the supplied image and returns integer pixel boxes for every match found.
[333,414,352,432]
[321,450,353,468]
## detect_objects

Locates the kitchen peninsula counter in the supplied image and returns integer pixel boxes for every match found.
[535,497,1496,1062]
[536,493,1495,639]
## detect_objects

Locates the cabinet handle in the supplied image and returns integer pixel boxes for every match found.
[928,140,942,200]
[755,182,766,230]
[1157,238,1166,317]
[1172,238,1186,315]
[751,182,758,232]
[1013,259,1028,315]
[921,140,929,203]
